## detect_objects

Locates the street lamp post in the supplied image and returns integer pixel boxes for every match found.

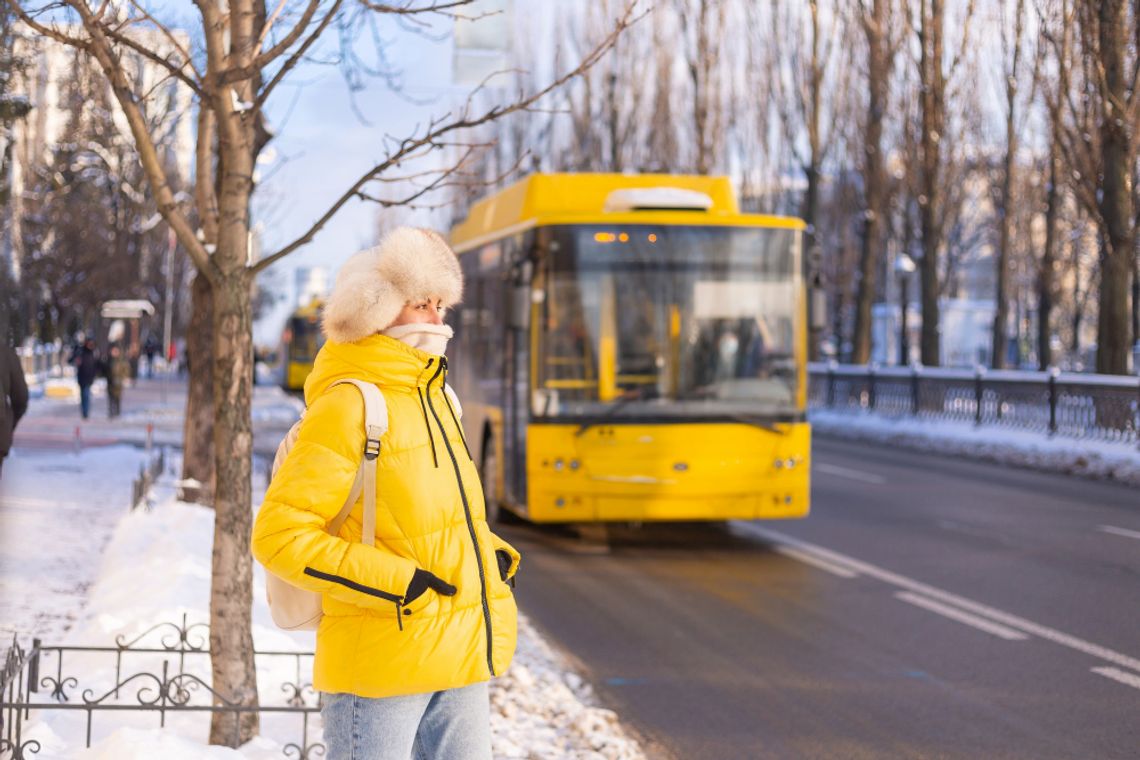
[895,253,916,366]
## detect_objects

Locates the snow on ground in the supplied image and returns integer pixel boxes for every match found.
[0,445,149,643]
[810,409,1140,486]
[7,448,646,759]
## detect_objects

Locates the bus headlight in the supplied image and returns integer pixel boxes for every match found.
[553,458,564,471]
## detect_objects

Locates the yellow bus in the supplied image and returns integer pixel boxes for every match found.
[279,298,324,393]
[448,173,810,524]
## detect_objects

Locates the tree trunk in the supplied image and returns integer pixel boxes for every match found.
[918,0,945,366]
[207,269,258,745]
[992,0,1024,369]
[852,0,890,365]
[804,0,824,362]
[181,273,215,504]
[208,73,260,743]
[1094,0,1135,374]
[1038,145,1060,370]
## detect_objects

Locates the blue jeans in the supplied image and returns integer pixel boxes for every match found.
[79,384,91,419]
[320,682,492,760]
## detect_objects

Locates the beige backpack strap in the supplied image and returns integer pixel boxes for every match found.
[327,468,363,535]
[328,379,388,547]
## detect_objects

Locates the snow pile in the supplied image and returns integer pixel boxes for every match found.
[16,485,645,759]
[810,409,1140,486]
[491,617,645,759]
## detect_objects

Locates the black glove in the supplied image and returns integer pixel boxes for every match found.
[404,569,457,604]
[495,549,515,586]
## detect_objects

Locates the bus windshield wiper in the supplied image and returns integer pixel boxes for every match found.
[725,414,790,435]
[575,386,655,436]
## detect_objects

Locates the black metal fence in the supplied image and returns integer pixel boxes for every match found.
[808,363,1140,443]
[0,616,322,759]
[131,445,166,511]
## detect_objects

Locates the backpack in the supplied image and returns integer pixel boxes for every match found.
[264,379,388,631]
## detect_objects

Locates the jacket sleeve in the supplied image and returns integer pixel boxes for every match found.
[7,349,28,428]
[489,532,520,579]
[251,384,417,611]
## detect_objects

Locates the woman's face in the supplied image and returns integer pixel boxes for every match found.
[389,299,447,328]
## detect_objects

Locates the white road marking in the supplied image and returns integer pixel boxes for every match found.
[1098,525,1140,542]
[736,523,1140,673]
[895,591,1028,641]
[1091,667,1140,691]
[815,463,887,485]
[775,546,859,578]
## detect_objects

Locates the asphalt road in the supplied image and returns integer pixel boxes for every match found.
[499,436,1140,760]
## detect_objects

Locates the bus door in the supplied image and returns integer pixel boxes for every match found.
[502,237,532,508]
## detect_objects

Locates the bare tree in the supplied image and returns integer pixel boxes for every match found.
[769,0,845,360]
[1033,0,1074,369]
[674,0,728,174]
[644,4,679,172]
[1067,0,1138,373]
[556,0,651,172]
[912,0,976,366]
[990,0,1034,367]
[7,0,638,745]
[851,0,899,364]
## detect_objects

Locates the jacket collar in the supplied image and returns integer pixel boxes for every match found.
[304,334,443,404]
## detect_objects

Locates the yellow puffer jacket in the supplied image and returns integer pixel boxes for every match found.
[251,334,519,698]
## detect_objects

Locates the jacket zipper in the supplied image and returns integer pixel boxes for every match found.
[424,357,496,676]
[441,366,473,461]
[417,370,439,468]
[303,566,404,630]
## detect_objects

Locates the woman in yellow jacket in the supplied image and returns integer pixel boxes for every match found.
[252,227,520,760]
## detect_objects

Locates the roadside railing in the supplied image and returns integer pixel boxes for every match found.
[16,344,67,382]
[0,616,321,760]
[808,363,1140,443]
[131,439,166,511]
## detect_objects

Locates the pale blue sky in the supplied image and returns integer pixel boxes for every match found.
[252,15,462,343]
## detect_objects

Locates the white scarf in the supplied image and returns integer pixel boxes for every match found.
[382,322,453,356]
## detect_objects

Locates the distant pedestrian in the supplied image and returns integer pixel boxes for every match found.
[105,345,129,418]
[73,338,99,419]
[144,335,159,378]
[1,341,29,479]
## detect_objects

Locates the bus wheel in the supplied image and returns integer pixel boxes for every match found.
[480,436,501,524]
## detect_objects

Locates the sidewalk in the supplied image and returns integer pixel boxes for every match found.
[13,373,303,454]
[1,377,645,758]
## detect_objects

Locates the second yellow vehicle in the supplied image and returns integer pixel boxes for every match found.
[447,173,810,524]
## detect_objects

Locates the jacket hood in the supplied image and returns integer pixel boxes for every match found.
[322,227,463,344]
[303,335,439,404]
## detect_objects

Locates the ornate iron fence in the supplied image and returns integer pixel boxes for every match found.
[809,363,1140,443]
[0,616,322,759]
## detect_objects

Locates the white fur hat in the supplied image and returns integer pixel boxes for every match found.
[322,226,463,343]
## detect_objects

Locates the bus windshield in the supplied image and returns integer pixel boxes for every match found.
[534,224,800,420]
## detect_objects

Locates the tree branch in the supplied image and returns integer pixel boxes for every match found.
[2,3,90,49]
[251,0,344,112]
[253,0,643,274]
[100,20,205,98]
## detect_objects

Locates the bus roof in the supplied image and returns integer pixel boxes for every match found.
[292,297,323,320]
[449,173,804,253]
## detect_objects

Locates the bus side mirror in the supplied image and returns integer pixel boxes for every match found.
[507,286,530,330]
[809,287,827,331]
